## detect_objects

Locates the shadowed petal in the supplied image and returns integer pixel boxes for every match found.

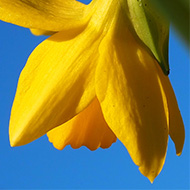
[0,0,94,31]
[47,97,117,151]
[9,27,102,147]
[159,72,185,155]
[96,19,169,182]
[30,29,56,36]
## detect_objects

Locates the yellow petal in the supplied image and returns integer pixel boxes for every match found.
[96,17,169,182]
[159,74,185,156]
[30,29,56,36]
[0,0,93,31]
[9,27,102,147]
[47,97,117,151]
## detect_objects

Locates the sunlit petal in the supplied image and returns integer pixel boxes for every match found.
[96,20,169,182]
[0,0,94,31]
[47,97,117,151]
[9,27,102,147]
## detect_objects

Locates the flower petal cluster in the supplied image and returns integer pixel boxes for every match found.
[0,0,185,182]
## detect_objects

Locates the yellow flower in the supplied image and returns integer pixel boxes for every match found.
[0,0,185,182]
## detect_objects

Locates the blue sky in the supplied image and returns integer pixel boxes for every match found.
[0,1,189,189]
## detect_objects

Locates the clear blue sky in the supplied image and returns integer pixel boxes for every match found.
[0,1,189,189]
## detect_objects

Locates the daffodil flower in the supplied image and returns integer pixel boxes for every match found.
[0,0,185,182]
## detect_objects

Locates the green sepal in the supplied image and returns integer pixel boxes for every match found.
[127,0,169,75]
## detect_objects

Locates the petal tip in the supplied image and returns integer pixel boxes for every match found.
[139,165,161,184]
[139,170,156,184]
[9,135,20,147]
[176,151,182,156]
[148,177,154,184]
[9,126,31,147]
